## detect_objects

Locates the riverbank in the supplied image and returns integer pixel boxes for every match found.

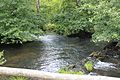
[0,34,120,77]
[0,67,120,80]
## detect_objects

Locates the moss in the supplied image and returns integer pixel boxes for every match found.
[84,61,94,72]
[58,68,84,75]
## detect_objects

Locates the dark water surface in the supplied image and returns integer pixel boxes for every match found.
[1,35,120,77]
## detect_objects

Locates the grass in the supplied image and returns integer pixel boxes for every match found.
[0,75,29,80]
[9,76,28,80]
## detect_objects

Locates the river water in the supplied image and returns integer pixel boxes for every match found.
[1,34,120,77]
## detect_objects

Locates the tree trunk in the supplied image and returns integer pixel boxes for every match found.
[36,0,40,13]
[0,67,119,80]
[76,0,80,6]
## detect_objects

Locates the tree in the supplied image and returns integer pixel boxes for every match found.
[92,0,120,42]
[0,0,44,44]
[44,0,120,42]
[76,0,80,6]
[36,0,40,13]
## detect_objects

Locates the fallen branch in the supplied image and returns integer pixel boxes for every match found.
[0,67,119,80]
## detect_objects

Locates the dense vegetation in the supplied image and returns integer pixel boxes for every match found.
[0,0,44,44]
[43,0,120,42]
[0,0,120,44]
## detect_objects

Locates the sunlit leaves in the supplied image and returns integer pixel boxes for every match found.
[0,0,44,44]
[45,0,120,42]
[92,0,120,42]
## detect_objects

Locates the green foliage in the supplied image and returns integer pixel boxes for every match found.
[0,51,6,65]
[92,0,120,42]
[41,0,63,20]
[9,76,28,80]
[0,0,44,44]
[58,67,84,75]
[84,61,94,72]
[50,0,95,35]
[1,0,119,43]
[43,0,120,42]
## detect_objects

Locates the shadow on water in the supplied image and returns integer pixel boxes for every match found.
[0,34,120,77]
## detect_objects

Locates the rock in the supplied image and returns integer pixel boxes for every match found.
[89,51,106,61]
[103,41,118,50]
[88,72,98,76]
[67,64,76,69]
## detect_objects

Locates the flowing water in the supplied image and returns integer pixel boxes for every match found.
[1,34,120,77]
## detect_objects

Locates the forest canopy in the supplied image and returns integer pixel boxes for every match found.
[0,0,120,44]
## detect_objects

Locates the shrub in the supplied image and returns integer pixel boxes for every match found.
[0,0,44,44]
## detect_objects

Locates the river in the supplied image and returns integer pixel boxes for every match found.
[1,34,120,77]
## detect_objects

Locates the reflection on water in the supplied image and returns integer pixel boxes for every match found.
[1,34,120,77]
[1,35,99,72]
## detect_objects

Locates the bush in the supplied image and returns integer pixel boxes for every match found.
[0,0,44,44]
[92,0,120,42]
[51,0,95,35]
[45,0,120,42]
